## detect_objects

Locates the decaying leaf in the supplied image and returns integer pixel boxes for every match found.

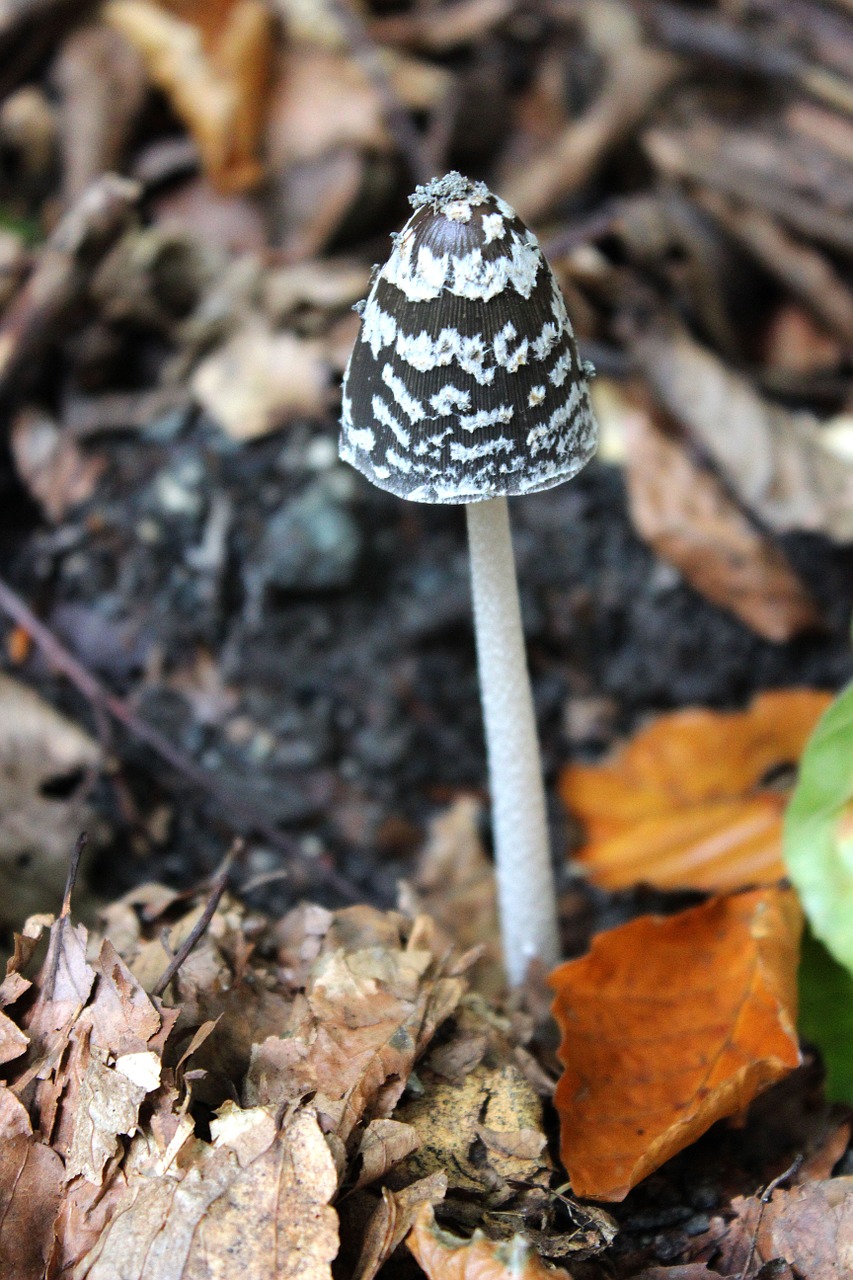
[246,907,466,1148]
[191,318,329,440]
[725,1177,853,1279]
[394,1061,549,1200]
[622,390,822,641]
[561,689,831,891]
[550,888,803,1200]
[76,1107,339,1279]
[354,1119,421,1191]
[353,1173,449,1280]
[634,322,853,543]
[0,1009,28,1065]
[0,674,101,926]
[0,1093,64,1280]
[407,1203,574,1280]
[104,0,274,192]
[405,795,504,998]
[785,681,853,974]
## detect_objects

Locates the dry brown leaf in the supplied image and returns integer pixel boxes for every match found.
[263,43,390,258]
[191,318,329,440]
[0,674,100,927]
[76,1107,339,1279]
[104,0,274,192]
[0,1090,64,1280]
[634,321,853,543]
[267,45,391,166]
[721,1177,853,1279]
[53,22,149,205]
[622,393,821,641]
[354,1119,420,1191]
[45,940,165,1184]
[560,689,831,891]
[407,1203,573,1280]
[407,796,503,998]
[246,907,466,1147]
[0,1009,28,1065]
[10,407,106,524]
[549,888,803,1201]
[757,1177,853,1277]
[353,1173,448,1280]
[21,907,95,1069]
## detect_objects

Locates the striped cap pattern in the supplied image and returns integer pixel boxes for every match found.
[340,172,598,504]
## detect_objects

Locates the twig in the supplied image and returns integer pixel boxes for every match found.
[738,1154,804,1280]
[61,831,87,918]
[0,575,360,900]
[152,846,237,997]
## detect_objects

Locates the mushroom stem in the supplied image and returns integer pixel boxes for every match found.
[465,495,560,985]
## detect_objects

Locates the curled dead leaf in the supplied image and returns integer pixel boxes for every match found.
[633,321,853,543]
[407,1203,573,1280]
[550,888,803,1201]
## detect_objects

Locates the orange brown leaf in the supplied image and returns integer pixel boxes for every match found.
[406,1203,573,1280]
[549,888,803,1201]
[104,0,274,193]
[560,689,831,891]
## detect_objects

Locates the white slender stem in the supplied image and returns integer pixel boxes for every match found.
[465,495,560,985]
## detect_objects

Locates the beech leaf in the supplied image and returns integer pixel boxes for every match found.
[784,681,853,972]
[561,690,831,891]
[549,888,803,1201]
[76,1108,339,1280]
[623,392,821,641]
[0,1093,64,1280]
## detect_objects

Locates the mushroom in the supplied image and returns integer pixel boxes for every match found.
[340,172,598,985]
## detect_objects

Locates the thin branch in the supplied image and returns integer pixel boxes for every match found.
[61,831,87,918]
[152,847,237,997]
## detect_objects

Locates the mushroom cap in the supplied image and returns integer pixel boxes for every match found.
[339,172,598,504]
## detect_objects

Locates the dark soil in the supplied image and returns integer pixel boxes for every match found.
[3,411,851,921]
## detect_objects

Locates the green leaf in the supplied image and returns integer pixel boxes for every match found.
[798,926,853,1104]
[783,680,853,973]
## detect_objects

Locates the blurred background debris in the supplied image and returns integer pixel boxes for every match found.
[0,0,850,926]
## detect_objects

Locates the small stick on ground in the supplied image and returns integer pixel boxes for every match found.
[738,1154,804,1280]
[0,574,360,900]
[153,844,239,997]
[60,831,88,918]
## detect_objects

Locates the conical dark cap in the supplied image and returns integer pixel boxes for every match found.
[340,172,598,504]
